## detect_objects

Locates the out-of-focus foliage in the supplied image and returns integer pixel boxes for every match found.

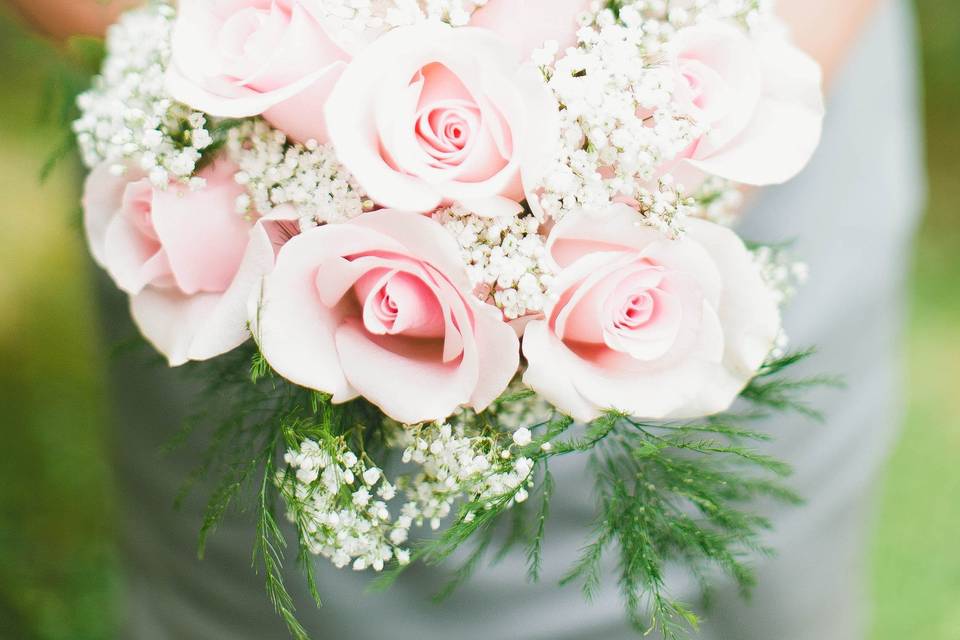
[0,8,116,640]
[870,2,960,639]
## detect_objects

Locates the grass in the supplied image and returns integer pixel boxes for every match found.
[0,15,116,640]
[868,2,960,637]
[0,2,958,639]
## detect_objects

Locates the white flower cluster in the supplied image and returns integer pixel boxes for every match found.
[691,176,745,226]
[619,0,774,35]
[433,206,555,319]
[384,0,489,26]
[618,0,776,45]
[752,244,807,360]
[281,439,403,571]
[634,175,700,239]
[752,244,809,307]
[393,420,536,526]
[313,0,488,46]
[227,120,369,228]
[73,4,213,187]
[533,9,707,231]
[530,0,776,234]
[280,420,534,572]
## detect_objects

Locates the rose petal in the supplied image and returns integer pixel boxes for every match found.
[469,0,592,59]
[686,32,824,185]
[130,289,223,367]
[150,160,252,295]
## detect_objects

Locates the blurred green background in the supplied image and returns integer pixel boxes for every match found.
[0,2,957,639]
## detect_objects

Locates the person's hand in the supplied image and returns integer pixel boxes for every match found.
[4,0,141,40]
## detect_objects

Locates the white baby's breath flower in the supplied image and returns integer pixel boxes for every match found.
[512,428,533,447]
[363,467,382,486]
[73,4,214,185]
[433,206,556,319]
[226,120,367,223]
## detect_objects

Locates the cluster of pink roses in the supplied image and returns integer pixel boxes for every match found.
[83,0,823,424]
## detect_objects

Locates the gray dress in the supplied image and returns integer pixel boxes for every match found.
[104,1,925,637]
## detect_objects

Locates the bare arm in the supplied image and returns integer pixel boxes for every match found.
[4,0,140,40]
[778,0,884,87]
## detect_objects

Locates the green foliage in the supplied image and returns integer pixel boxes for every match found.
[37,36,106,184]
[372,352,824,640]
[175,345,392,639]
[169,346,318,639]
[741,349,844,420]
[179,345,827,640]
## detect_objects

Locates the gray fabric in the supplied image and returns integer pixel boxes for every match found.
[103,1,925,638]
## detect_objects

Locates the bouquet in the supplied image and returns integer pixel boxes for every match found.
[70,0,826,637]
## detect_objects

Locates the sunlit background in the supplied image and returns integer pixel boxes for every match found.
[1,2,957,638]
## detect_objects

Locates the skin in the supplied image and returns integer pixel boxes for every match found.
[4,0,140,40]
[777,0,884,87]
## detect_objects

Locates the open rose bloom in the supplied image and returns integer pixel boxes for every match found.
[79,0,823,425]
[74,0,829,625]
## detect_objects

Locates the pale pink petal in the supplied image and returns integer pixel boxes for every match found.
[261,61,347,143]
[169,0,229,83]
[686,218,780,380]
[167,1,349,142]
[673,22,762,156]
[467,302,522,411]
[546,203,668,269]
[553,252,635,344]
[382,271,446,337]
[687,35,824,185]
[640,238,723,310]
[324,25,450,212]
[130,288,223,367]
[522,321,603,423]
[185,220,281,362]
[166,60,345,122]
[348,211,474,292]
[244,3,347,91]
[516,63,562,217]
[253,229,357,402]
[82,163,135,266]
[559,302,724,420]
[150,160,252,295]
[456,195,524,218]
[343,255,467,362]
[102,215,169,295]
[469,0,592,59]
[325,22,550,213]
[335,318,474,424]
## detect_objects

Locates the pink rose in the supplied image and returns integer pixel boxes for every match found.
[252,210,520,424]
[83,159,293,365]
[670,22,824,186]
[166,0,349,143]
[470,0,591,59]
[522,204,781,422]
[324,22,558,218]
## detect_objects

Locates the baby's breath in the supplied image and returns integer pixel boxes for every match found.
[279,418,535,573]
[531,0,776,233]
[433,205,556,319]
[227,120,368,227]
[533,8,706,230]
[72,3,213,187]
[311,0,489,47]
